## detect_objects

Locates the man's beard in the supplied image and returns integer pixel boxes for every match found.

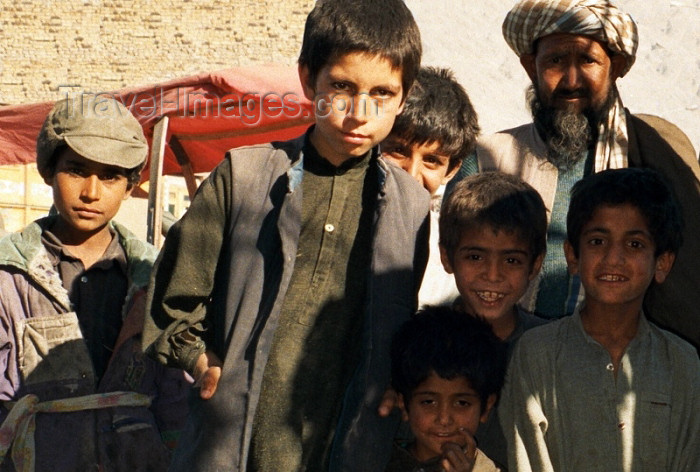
[528,83,617,171]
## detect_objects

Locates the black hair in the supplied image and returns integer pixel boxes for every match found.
[440,172,548,265]
[298,0,421,101]
[567,168,683,257]
[388,66,480,171]
[391,305,507,410]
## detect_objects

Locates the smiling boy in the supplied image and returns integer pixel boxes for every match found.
[381,66,480,307]
[0,98,189,471]
[500,168,700,471]
[143,1,429,471]
[388,306,507,472]
[439,173,547,343]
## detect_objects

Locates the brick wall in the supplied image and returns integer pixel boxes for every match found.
[0,0,315,105]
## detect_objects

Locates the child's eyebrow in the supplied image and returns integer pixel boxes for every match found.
[457,246,529,256]
[412,388,479,396]
[583,227,651,237]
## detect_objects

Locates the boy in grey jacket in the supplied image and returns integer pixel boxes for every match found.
[143,1,429,471]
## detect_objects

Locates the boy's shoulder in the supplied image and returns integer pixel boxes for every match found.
[514,314,576,360]
[646,319,700,370]
[226,135,305,167]
[0,217,48,269]
[221,135,307,191]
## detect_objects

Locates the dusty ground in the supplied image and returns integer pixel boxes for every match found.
[405,0,700,153]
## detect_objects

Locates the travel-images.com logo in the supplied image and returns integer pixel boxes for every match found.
[58,86,389,126]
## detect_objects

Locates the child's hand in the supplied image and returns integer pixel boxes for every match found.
[377,388,399,417]
[193,350,223,400]
[440,428,477,472]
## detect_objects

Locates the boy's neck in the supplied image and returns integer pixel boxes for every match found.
[308,126,371,167]
[460,303,517,341]
[50,219,114,269]
[490,307,518,341]
[580,301,642,372]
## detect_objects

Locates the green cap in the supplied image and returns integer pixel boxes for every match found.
[36,97,148,179]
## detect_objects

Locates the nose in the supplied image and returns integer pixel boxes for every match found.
[603,242,626,265]
[346,93,372,124]
[483,259,503,282]
[562,62,582,90]
[81,175,101,201]
[436,404,453,426]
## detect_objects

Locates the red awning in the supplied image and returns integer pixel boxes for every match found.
[0,65,314,180]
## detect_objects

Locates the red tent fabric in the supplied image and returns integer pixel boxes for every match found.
[0,65,314,180]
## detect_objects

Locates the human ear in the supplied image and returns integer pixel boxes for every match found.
[298,64,315,102]
[529,252,545,281]
[398,393,409,422]
[520,53,538,84]
[439,244,454,274]
[653,251,675,284]
[123,184,134,200]
[610,54,627,79]
[480,394,497,423]
[563,240,579,275]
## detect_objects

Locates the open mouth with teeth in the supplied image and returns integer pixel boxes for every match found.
[597,274,628,282]
[475,291,505,303]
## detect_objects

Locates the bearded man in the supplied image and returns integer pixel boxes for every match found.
[450,0,700,348]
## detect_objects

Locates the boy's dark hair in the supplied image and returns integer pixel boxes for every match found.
[298,0,421,100]
[440,172,547,264]
[389,67,480,171]
[567,168,684,257]
[391,305,507,410]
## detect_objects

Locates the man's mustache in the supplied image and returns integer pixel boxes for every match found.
[552,88,590,100]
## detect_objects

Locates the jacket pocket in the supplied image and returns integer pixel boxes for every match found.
[14,312,95,392]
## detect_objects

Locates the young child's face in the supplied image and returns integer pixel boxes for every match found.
[46,148,133,240]
[440,225,542,325]
[381,136,458,196]
[399,371,494,463]
[299,52,404,166]
[564,203,674,312]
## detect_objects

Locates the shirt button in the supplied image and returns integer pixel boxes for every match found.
[618,422,625,430]
[606,363,614,371]
[335,168,345,176]
[324,223,335,233]
[80,276,88,283]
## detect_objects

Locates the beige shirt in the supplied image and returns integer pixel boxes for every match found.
[500,309,700,472]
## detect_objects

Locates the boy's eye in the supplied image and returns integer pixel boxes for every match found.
[100,168,127,181]
[423,156,442,166]
[386,146,407,157]
[466,254,482,261]
[587,238,604,246]
[66,167,87,177]
[372,88,394,99]
[332,82,351,92]
[456,400,472,408]
[628,240,644,249]
[505,257,523,265]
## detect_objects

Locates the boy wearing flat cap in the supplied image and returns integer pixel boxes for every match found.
[0,98,189,472]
